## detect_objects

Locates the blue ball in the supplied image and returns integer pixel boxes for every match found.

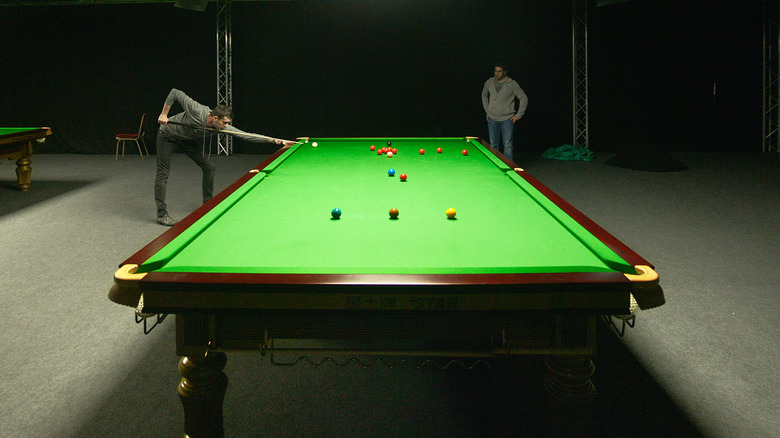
[388,168,395,176]
[331,208,341,219]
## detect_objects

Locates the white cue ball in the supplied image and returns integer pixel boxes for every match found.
[312,142,318,147]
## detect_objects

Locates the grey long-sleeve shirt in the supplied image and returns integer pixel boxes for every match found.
[481,77,528,122]
[159,88,275,143]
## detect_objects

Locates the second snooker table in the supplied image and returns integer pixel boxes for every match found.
[109,137,664,437]
[0,127,52,191]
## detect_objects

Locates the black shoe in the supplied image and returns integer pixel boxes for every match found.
[156,214,178,226]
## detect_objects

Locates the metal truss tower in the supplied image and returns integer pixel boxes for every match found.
[216,0,233,155]
[572,0,588,149]
[764,0,780,153]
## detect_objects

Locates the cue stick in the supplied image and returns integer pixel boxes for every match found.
[162,120,302,145]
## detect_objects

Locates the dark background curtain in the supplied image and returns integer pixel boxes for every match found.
[0,0,762,155]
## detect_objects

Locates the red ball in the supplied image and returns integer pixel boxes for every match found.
[419,149,425,155]
[437,147,443,153]
[392,148,398,154]
[462,149,468,156]
[377,149,383,155]
[370,145,376,151]
[399,173,407,181]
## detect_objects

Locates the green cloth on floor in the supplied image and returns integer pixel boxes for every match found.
[542,144,595,161]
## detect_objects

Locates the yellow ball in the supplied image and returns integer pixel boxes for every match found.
[445,208,456,219]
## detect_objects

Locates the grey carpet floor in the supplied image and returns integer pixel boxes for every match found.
[0,151,777,437]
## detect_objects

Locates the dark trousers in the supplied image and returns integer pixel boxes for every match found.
[155,132,216,217]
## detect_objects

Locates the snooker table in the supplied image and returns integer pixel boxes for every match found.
[0,127,52,191]
[109,137,664,437]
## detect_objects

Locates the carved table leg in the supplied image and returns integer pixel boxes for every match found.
[178,351,228,438]
[15,142,33,191]
[543,355,596,437]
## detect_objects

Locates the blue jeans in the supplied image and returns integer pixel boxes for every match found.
[487,118,515,162]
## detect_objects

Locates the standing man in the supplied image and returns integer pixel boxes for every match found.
[155,88,294,226]
[481,63,528,162]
